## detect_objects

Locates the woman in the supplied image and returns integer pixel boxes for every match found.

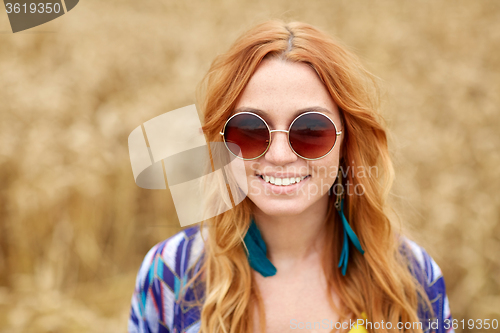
[128,20,453,333]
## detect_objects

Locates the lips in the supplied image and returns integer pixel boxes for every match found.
[258,174,310,186]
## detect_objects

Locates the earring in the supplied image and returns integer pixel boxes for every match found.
[335,170,365,276]
[243,218,277,277]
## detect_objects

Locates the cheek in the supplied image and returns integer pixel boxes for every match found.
[243,161,256,171]
[311,168,337,196]
[311,152,340,179]
[222,156,249,202]
[241,161,261,196]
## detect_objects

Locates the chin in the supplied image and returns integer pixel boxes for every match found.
[249,197,311,217]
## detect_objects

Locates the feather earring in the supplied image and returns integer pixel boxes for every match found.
[335,170,365,276]
[243,218,277,277]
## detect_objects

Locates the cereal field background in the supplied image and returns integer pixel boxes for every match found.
[0,0,499,332]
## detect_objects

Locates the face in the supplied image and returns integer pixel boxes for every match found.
[229,58,343,218]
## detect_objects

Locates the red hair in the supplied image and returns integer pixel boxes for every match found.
[187,20,432,333]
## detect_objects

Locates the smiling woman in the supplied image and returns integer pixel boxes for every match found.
[128,20,454,333]
[226,58,343,217]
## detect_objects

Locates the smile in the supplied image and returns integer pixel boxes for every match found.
[258,175,310,186]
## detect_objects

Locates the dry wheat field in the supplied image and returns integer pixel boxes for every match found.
[0,0,499,332]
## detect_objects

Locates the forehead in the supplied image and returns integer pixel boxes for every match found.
[233,58,339,122]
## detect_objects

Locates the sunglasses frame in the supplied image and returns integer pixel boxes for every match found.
[219,111,343,161]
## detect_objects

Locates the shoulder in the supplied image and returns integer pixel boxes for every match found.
[128,225,206,333]
[400,237,445,286]
[399,237,454,333]
[135,225,205,285]
[155,225,206,275]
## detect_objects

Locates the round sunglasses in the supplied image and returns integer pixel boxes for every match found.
[219,111,342,160]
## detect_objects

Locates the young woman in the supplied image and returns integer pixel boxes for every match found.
[128,20,453,333]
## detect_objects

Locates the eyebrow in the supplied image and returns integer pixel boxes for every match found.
[233,106,336,119]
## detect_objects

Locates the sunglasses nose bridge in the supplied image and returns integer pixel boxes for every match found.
[268,129,291,151]
[269,129,289,134]
[264,128,298,164]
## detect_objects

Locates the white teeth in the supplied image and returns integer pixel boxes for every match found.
[261,175,308,186]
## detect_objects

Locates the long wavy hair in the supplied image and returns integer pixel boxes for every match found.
[186,20,432,333]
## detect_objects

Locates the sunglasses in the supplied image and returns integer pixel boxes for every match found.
[219,111,342,161]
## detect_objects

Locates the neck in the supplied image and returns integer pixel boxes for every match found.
[251,195,330,269]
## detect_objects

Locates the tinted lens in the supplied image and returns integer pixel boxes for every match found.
[289,113,337,159]
[223,113,270,159]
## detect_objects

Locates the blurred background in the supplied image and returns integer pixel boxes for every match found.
[0,0,499,332]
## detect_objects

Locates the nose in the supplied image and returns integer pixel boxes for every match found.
[264,130,297,165]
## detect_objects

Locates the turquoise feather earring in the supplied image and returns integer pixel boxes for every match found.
[243,218,277,277]
[335,169,365,276]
